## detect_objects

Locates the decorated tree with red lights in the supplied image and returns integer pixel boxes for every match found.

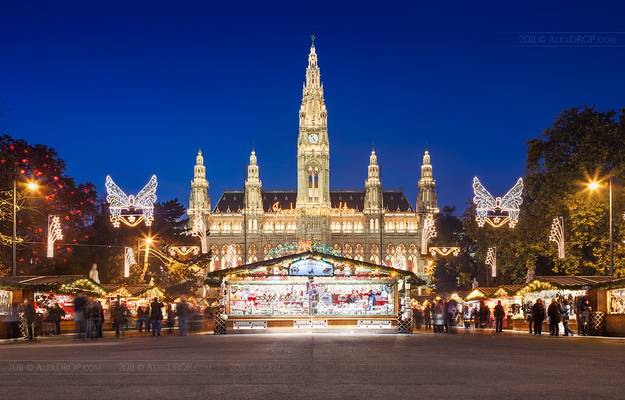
[0,134,97,275]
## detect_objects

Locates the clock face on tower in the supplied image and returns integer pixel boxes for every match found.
[308,133,319,144]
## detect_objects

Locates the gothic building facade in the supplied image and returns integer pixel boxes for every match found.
[187,40,438,276]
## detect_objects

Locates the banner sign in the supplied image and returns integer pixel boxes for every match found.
[289,259,333,276]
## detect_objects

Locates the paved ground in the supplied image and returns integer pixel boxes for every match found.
[1,331,624,400]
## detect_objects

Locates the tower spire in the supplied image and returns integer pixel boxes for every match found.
[188,149,211,226]
[417,150,438,214]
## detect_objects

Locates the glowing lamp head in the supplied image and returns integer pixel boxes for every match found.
[26,181,39,191]
[145,237,153,245]
[587,181,600,191]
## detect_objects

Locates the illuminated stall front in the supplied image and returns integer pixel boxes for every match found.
[594,277,625,337]
[205,251,419,333]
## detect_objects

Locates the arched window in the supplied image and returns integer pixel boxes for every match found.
[307,165,319,201]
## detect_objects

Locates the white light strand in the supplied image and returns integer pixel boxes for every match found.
[549,216,565,259]
[191,213,209,254]
[224,244,238,269]
[473,177,523,228]
[421,213,437,255]
[429,246,461,257]
[105,175,158,228]
[168,246,200,257]
[46,215,63,258]
[486,247,497,277]
[124,247,136,278]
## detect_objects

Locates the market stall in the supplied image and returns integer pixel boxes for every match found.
[465,285,523,328]
[0,275,106,336]
[205,251,421,333]
[593,277,625,337]
[514,276,613,333]
[102,283,167,328]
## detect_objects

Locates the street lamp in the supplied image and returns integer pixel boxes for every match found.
[12,179,40,276]
[587,177,614,276]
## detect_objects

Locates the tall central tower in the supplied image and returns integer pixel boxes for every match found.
[297,36,330,209]
[296,37,331,242]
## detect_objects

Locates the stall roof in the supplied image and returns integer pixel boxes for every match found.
[205,251,423,284]
[586,276,625,290]
[516,276,614,296]
[0,275,105,295]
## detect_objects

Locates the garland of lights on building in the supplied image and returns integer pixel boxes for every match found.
[549,216,565,259]
[59,278,106,296]
[46,215,63,258]
[473,177,523,228]
[105,175,158,227]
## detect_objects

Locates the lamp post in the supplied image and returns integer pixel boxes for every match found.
[587,176,614,276]
[12,179,40,277]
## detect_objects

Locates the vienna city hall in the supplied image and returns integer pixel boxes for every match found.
[187,40,439,278]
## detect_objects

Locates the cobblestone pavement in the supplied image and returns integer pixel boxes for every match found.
[1,332,623,400]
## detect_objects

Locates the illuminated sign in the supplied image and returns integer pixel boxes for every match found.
[289,259,334,276]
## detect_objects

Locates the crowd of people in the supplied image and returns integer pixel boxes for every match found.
[412,295,594,337]
[8,294,205,342]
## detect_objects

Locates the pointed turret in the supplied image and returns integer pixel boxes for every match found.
[188,149,211,222]
[245,149,262,213]
[416,150,438,214]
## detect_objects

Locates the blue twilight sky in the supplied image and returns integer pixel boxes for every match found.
[1,1,624,212]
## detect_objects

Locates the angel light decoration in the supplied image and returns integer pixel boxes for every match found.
[473,177,523,228]
[105,175,158,227]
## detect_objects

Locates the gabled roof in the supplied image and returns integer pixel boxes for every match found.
[0,275,105,296]
[213,190,413,213]
[465,285,524,300]
[205,250,422,284]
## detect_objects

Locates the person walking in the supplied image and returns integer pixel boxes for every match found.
[532,299,546,335]
[166,305,176,335]
[73,293,87,339]
[136,306,146,332]
[22,298,36,341]
[97,301,104,338]
[526,301,534,334]
[494,300,505,333]
[111,298,125,338]
[177,299,189,336]
[578,296,592,336]
[150,297,164,336]
[85,299,96,339]
[433,299,446,333]
[548,298,562,336]
[562,300,574,336]
[424,303,432,330]
[51,303,65,335]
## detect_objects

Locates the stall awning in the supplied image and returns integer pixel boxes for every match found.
[102,283,166,300]
[516,276,614,296]
[0,275,106,296]
[466,285,524,301]
[205,251,423,285]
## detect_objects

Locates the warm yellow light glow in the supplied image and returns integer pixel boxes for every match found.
[145,236,153,245]
[26,181,39,191]
[587,180,600,191]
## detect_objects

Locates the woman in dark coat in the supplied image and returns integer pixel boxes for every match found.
[532,299,546,335]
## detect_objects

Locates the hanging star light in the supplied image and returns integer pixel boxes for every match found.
[105,175,158,228]
[473,177,523,228]
[191,213,208,254]
[124,247,136,278]
[486,247,497,277]
[46,215,63,258]
[549,216,565,259]
[429,246,461,257]
[421,213,437,255]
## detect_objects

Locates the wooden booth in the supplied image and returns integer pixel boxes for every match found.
[205,251,420,334]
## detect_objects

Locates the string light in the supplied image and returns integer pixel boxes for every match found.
[549,216,565,259]
[124,247,136,278]
[473,177,523,228]
[421,213,437,255]
[190,213,208,254]
[168,246,200,257]
[46,215,63,258]
[105,175,158,227]
[486,247,497,277]
[429,246,460,257]
[224,244,238,269]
